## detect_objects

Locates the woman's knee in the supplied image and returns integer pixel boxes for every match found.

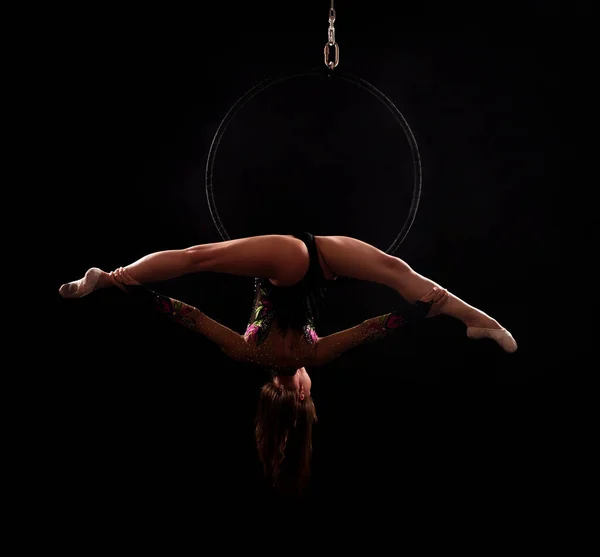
[387,255,413,274]
[183,245,210,271]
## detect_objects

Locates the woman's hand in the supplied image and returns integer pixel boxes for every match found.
[418,286,449,317]
[110,267,140,286]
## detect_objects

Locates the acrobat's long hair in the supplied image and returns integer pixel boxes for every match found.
[255,381,318,496]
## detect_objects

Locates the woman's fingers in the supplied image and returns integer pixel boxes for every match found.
[109,267,139,286]
[433,288,448,303]
[420,286,440,302]
[121,268,137,285]
[111,268,123,283]
[418,286,449,317]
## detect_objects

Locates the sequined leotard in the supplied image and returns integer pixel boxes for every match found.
[243,277,321,375]
[244,277,319,348]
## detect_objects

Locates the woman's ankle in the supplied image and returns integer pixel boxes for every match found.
[464,314,501,329]
[97,270,125,291]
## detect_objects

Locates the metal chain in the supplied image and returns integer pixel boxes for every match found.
[324,0,339,69]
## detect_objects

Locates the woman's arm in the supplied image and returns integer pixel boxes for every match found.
[314,287,448,366]
[125,285,251,362]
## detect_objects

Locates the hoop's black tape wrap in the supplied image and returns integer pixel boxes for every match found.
[205,67,422,255]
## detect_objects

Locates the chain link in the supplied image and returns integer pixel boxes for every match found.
[324,0,339,69]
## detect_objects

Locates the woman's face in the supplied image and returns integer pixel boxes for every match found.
[273,367,312,399]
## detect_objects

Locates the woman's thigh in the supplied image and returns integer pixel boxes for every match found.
[314,235,404,288]
[189,234,310,286]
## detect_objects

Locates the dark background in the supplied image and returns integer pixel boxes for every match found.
[46,1,564,516]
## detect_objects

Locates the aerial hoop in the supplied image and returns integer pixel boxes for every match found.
[205,3,422,256]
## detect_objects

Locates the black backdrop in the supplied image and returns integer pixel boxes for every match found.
[47,1,563,517]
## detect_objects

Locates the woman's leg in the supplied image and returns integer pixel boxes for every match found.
[59,235,309,298]
[314,236,517,351]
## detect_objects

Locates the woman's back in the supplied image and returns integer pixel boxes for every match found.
[243,277,320,369]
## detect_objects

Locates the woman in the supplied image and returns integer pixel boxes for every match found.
[59,232,517,493]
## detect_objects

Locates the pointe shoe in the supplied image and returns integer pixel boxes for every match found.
[59,268,103,299]
[466,326,518,353]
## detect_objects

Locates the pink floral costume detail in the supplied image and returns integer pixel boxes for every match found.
[244,278,320,346]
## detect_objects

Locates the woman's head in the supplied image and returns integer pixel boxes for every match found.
[255,369,317,496]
